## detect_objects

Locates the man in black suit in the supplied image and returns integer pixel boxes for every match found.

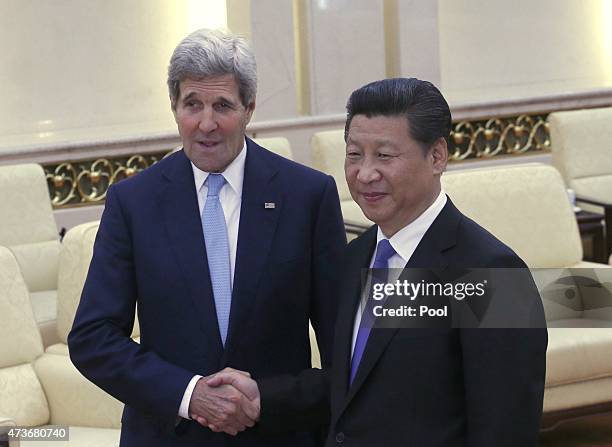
[325,78,547,446]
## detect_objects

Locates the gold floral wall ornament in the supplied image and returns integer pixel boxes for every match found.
[45,163,78,206]
[43,114,552,209]
[43,150,172,208]
[448,114,550,161]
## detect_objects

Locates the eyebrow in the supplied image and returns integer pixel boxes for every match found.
[347,135,398,149]
[180,92,237,106]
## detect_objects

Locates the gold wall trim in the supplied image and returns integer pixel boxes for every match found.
[42,112,552,209]
[44,151,171,208]
[449,113,550,161]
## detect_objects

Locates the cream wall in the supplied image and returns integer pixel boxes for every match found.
[439,0,612,104]
[0,0,225,148]
[2,0,612,158]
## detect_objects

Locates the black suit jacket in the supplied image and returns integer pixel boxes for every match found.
[326,198,547,447]
[68,139,346,447]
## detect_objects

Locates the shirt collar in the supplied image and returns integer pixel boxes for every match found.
[191,138,247,196]
[376,189,448,262]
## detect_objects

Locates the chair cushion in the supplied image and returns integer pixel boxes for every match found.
[9,242,60,293]
[56,222,98,344]
[34,354,123,429]
[311,130,351,201]
[442,163,583,268]
[544,376,612,412]
[44,344,69,356]
[0,247,43,368]
[29,290,57,325]
[0,364,49,427]
[0,164,60,293]
[0,164,58,246]
[56,222,140,343]
[546,328,612,387]
[253,137,293,160]
[549,107,612,181]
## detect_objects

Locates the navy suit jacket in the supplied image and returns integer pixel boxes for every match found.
[68,138,346,446]
[326,198,547,446]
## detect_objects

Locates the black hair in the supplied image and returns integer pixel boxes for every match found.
[344,78,452,152]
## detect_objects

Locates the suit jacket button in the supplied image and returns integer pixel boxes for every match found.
[335,432,345,444]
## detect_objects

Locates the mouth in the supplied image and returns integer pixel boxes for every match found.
[361,192,387,203]
[195,140,221,149]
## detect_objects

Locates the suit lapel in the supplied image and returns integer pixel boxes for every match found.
[224,140,281,352]
[158,151,223,358]
[337,198,461,416]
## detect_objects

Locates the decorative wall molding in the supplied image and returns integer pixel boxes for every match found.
[41,112,553,209]
[0,89,607,209]
[44,152,170,207]
[449,114,549,161]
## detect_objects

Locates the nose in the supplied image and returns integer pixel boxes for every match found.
[355,159,382,184]
[198,107,218,133]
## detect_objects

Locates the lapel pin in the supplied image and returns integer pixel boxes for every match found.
[264,202,276,209]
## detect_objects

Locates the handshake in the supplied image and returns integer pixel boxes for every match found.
[188,367,261,436]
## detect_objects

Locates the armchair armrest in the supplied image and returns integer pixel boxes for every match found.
[575,194,612,260]
[34,354,123,429]
[0,415,20,447]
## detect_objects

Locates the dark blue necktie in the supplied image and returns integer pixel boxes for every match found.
[350,239,396,384]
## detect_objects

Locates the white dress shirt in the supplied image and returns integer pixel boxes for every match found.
[178,139,247,419]
[350,190,448,355]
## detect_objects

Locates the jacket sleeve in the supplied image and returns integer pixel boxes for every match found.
[460,254,547,446]
[68,185,194,424]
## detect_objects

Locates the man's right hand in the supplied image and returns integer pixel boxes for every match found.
[188,370,259,435]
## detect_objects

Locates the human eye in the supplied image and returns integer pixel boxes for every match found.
[346,147,361,160]
[214,101,234,112]
[183,99,201,110]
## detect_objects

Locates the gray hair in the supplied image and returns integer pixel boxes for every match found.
[167,28,257,109]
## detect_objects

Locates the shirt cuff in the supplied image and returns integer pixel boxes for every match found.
[178,375,203,419]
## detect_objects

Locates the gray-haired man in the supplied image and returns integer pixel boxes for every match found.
[69,28,346,446]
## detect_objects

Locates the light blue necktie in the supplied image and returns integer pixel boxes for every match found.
[202,173,232,345]
[350,239,396,384]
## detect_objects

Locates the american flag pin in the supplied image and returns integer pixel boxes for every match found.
[264,202,276,209]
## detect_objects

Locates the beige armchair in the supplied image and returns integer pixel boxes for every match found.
[253,137,293,160]
[311,130,372,235]
[45,222,140,356]
[549,107,612,261]
[442,163,612,427]
[0,164,61,346]
[0,245,121,446]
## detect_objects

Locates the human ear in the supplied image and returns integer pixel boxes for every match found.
[431,137,449,174]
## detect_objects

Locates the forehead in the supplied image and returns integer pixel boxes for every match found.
[347,114,411,144]
[349,115,410,137]
[178,74,240,100]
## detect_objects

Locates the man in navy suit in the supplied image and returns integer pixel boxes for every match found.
[323,78,547,446]
[68,28,345,446]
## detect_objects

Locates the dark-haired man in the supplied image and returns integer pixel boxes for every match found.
[325,77,547,446]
